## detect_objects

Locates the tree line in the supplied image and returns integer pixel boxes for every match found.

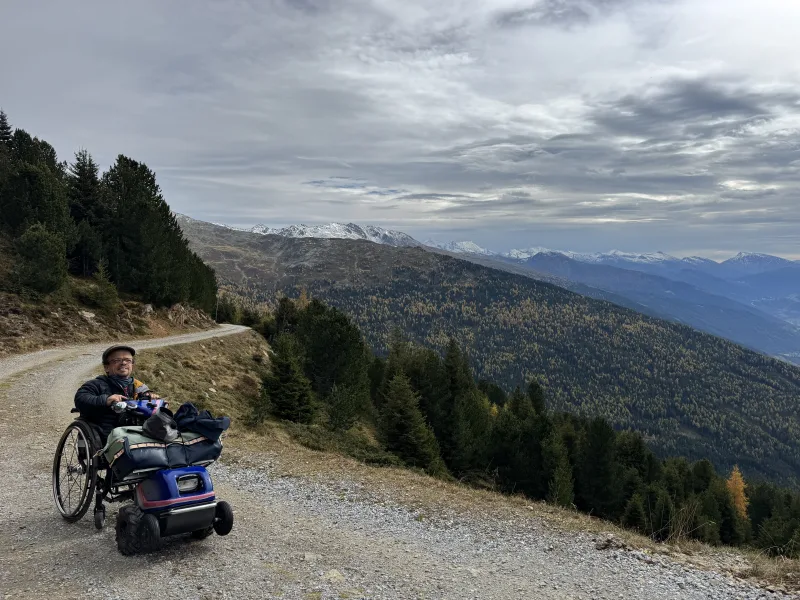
[241,271,800,488]
[235,294,800,559]
[0,109,216,311]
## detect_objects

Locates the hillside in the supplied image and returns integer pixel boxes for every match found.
[178,216,800,487]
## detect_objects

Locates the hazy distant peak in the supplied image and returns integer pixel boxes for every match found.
[424,239,496,256]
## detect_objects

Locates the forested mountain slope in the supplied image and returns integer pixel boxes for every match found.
[178,215,800,486]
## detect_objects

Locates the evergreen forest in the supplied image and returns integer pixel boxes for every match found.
[0,110,216,311]
[239,294,800,559]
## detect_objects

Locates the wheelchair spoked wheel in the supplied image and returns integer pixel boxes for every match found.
[52,420,99,522]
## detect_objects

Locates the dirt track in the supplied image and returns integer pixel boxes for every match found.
[0,326,793,599]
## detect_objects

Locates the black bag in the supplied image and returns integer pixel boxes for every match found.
[142,407,179,443]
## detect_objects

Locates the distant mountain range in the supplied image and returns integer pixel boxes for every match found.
[208,217,800,363]
[215,221,422,248]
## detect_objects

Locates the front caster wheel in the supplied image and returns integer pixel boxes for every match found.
[213,501,234,536]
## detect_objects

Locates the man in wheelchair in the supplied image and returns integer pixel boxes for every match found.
[74,344,162,440]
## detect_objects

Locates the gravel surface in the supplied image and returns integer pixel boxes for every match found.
[0,327,796,599]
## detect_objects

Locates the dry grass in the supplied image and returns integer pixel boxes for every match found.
[133,328,270,422]
[133,331,800,595]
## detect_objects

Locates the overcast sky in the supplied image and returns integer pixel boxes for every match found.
[3,0,800,259]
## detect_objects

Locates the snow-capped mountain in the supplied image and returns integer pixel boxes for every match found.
[424,239,496,256]
[233,222,422,248]
[501,247,697,266]
[718,252,796,278]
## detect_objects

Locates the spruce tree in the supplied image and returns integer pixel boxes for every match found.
[261,335,316,424]
[13,223,67,293]
[622,493,647,533]
[327,383,360,431]
[651,488,675,542]
[544,432,574,508]
[68,149,100,223]
[382,372,446,476]
[0,109,12,147]
[576,417,621,519]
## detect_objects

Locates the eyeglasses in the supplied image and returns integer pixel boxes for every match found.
[109,358,134,365]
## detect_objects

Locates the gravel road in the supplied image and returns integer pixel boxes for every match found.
[0,326,795,600]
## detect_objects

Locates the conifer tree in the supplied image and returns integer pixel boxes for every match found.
[0,109,12,147]
[68,149,100,223]
[382,372,446,476]
[651,488,675,541]
[261,335,315,424]
[13,223,67,293]
[327,383,360,431]
[622,493,647,533]
[576,417,621,519]
[544,432,574,507]
[726,465,749,520]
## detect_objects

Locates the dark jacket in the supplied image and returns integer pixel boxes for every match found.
[74,375,151,439]
[174,402,230,442]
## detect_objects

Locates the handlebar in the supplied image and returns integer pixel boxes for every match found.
[111,396,168,415]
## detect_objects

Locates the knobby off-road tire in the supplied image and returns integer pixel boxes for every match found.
[116,506,162,555]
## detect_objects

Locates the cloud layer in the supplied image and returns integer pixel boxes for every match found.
[2,0,799,257]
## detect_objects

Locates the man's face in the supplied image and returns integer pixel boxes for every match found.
[105,350,134,377]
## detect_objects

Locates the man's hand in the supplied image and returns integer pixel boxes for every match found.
[106,394,126,406]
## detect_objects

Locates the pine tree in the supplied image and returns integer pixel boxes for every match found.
[576,417,621,519]
[651,488,675,542]
[13,223,67,293]
[544,432,574,508]
[622,493,647,533]
[726,465,749,520]
[0,109,12,147]
[382,372,446,476]
[449,388,491,475]
[327,383,360,431]
[261,335,316,424]
[91,258,119,312]
[68,149,100,223]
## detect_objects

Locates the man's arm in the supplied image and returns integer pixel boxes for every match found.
[74,379,121,410]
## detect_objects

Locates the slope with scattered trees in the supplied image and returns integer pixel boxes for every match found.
[229,294,800,560]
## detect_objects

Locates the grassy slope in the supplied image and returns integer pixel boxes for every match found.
[132,331,800,594]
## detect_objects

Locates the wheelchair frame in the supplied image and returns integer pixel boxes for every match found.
[52,409,162,529]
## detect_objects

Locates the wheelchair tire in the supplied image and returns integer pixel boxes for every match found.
[52,419,100,523]
[213,501,234,536]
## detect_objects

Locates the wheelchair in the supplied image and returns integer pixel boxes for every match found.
[52,397,233,554]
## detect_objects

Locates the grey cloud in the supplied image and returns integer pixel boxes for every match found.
[495,0,668,29]
[2,0,800,258]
